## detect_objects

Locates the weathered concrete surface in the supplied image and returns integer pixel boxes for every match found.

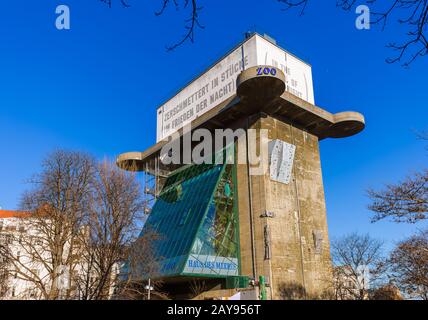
[236,115,333,300]
[115,64,363,299]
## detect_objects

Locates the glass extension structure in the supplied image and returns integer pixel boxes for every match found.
[139,158,241,283]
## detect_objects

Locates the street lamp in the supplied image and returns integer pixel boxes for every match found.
[144,279,154,300]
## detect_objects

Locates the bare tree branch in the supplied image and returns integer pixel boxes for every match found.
[277,0,309,15]
[0,241,11,298]
[100,0,131,8]
[331,233,386,300]
[73,160,146,300]
[388,229,428,300]
[156,0,204,51]
[101,0,204,50]
[278,0,428,66]
[368,170,428,223]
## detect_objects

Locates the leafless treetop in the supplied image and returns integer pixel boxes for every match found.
[368,133,428,224]
[279,0,428,66]
[100,0,203,51]
[99,0,427,64]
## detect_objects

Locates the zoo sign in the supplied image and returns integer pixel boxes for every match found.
[256,66,278,76]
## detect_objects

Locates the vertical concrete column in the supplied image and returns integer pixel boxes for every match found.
[236,115,333,300]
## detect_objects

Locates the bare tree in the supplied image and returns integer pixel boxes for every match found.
[331,233,386,300]
[0,151,162,300]
[279,0,428,66]
[100,0,428,63]
[368,170,428,223]
[100,0,203,51]
[100,0,131,8]
[368,134,427,223]
[73,160,145,300]
[0,151,95,300]
[0,242,10,298]
[388,229,428,300]
[156,0,204,51]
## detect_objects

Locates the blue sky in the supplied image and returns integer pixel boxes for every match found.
[0,1,426,251]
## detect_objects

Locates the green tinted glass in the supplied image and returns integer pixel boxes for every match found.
[139,156,240,279]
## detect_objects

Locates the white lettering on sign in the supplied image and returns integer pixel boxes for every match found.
[183,255,239,276]
[157,34,315,142]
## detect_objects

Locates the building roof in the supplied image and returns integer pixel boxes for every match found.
[0,210,31,219]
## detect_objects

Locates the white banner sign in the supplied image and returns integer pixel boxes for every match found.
[157,34,314,142]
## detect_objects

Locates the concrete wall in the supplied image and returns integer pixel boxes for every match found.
[236,114,333,299]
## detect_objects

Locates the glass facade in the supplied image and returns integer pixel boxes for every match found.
[140,159,240,280]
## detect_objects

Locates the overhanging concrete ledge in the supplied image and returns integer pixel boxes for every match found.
[117,67,365,173]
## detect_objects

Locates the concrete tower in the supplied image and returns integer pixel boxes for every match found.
[117,33,365,300]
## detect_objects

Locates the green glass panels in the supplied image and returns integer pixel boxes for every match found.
[184,163,239,276]
[140,161,240,279]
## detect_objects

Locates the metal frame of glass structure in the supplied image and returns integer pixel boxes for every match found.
[138,151,242,283]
